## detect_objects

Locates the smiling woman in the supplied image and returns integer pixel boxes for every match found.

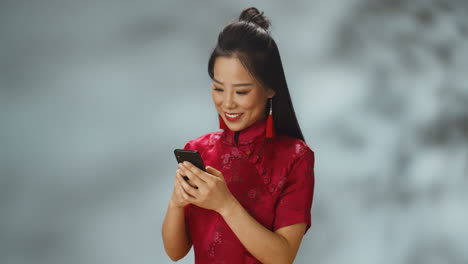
[211,56,276,132]
[162,7,315,264]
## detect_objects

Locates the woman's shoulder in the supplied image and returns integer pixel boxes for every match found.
[275,134,315,159]
[272,135,315,183]
[183,131,223,151]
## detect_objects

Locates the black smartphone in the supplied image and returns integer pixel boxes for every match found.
[174,149,206,181]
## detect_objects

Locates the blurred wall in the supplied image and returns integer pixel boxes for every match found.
[1,0,467,263]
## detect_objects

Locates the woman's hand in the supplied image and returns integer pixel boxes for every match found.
[169,168,194,209]
[176,161,236,214]
[163,168,193,261]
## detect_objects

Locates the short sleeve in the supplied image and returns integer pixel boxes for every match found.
[273,149,315,234]
[183,141,194,151]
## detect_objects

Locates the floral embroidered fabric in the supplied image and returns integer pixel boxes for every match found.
[183,118,315,263]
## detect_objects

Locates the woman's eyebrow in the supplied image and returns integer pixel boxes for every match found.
[213,78,253,87]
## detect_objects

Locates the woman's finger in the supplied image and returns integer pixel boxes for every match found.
[179,162,207,186]
[206,166,225,179]
[177,176,196,199]
[176,167,189,181]
[194,169,220,186]
[178,183,194,201]
[175,180,184,199]
[180,172,205,190]
[177,169,198,189]
[178,173,199,197]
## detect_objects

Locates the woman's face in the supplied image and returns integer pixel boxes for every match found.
[212,56,275,132]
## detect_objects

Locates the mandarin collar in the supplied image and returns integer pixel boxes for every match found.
[220,118,268,146]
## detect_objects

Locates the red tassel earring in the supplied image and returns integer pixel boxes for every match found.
[266,98,275,138]
[219,114,228,130]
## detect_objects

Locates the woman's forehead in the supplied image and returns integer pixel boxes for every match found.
[213,57,257,85]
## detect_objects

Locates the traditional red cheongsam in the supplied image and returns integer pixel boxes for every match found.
[182,118,315,264]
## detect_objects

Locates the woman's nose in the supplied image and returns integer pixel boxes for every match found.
[223,92,236,109]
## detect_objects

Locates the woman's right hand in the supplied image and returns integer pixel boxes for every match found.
[169,168,195,208]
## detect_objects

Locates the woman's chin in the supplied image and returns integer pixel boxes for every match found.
[226,125,242,131]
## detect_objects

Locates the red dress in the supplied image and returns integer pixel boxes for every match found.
[183,118,315,263]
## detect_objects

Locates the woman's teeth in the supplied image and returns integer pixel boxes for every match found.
[226,113,242,118]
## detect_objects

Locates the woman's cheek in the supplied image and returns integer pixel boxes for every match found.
[211,93,221,106]
[241,97,256,110]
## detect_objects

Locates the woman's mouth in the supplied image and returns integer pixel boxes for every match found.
[225,112,243,122]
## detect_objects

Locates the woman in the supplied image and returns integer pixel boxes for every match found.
[162,7,315,264]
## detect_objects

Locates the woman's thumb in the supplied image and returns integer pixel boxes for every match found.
[206,166,223,178]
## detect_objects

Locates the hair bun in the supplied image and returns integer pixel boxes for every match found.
[239,7,271,31]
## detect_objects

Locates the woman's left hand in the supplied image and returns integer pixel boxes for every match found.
[177,161,236,215]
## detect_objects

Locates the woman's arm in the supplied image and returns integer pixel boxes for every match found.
[221,197,307,264]
[177,162,307,264]
[161,170,193,261]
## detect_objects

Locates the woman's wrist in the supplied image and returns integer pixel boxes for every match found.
[217,195,239,218]
[168,200,185,210]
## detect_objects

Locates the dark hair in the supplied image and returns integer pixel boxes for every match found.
[208,7,305,142]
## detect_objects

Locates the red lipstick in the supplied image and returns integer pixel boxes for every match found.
[224,112,243,122]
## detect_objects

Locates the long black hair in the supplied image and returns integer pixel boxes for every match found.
[208,7,305,142]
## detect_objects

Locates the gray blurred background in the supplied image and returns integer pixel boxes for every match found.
[1,0,468,263]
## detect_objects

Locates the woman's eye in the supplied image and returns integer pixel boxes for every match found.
[236,91,248,95]
[213,88,223,92]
